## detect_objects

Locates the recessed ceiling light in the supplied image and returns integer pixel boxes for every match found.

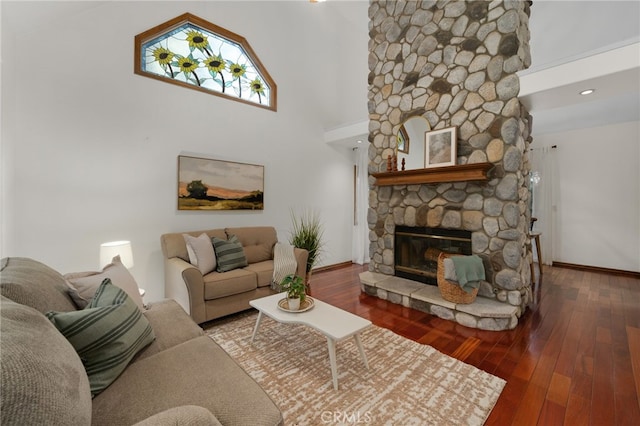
[580,89,595,96]
[357,140,362,144]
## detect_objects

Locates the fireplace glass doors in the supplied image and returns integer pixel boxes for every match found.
[394,226,472,285]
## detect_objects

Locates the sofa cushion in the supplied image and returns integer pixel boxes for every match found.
[183,233,216,275]
[244,260,275,288]
[212,235,248,272]
[133,405,222,426]
[226,227,277,264]
[64,255,145,311]
[46,279,155,396]
[0,257,77,314]
[1,296,92,425]
[91,336,283,426]
[134,299,205,362]
[203,268,257,300]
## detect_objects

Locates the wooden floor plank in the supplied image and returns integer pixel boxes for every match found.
[546,372,571,407]
[537,399,566,426]
[301,263,640,425]
[553,307,584,377]
[627,325,640,410]
[450,336,481,361]
[485,376,528,426]
[511,382,547,426]
[564,393,590,426]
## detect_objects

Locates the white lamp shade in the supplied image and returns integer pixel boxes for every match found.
[100,241,134,268]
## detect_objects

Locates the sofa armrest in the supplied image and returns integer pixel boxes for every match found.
[164,257,207,324]
[133,405,222,426]
[294,248,309,278]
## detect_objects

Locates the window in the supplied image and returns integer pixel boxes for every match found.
[135,13,276,111]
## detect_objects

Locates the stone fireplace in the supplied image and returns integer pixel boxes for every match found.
[361,1,535,330]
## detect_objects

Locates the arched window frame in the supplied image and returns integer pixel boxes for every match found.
[134,13,277,111]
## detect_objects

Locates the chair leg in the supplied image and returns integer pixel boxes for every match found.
[530,259,536,284]
[534,234,542,275]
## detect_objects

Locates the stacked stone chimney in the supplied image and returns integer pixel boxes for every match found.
[367,0,534,316]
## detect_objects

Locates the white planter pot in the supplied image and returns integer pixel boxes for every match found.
[287,297,300,311]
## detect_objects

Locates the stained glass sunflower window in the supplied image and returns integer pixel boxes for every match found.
[135,13,276,111]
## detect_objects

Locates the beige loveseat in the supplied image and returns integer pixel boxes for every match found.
[0,257,283,426]
[161,226,308,324]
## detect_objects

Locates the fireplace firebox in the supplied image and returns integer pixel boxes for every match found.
[394,226,472,285]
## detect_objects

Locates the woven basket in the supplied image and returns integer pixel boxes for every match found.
[437,252,479,304]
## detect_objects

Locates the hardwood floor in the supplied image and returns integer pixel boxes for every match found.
[307,263,640,425]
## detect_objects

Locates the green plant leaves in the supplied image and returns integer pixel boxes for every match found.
[289,209,324,273]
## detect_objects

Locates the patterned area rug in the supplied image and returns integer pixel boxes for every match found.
[205,312,505,426]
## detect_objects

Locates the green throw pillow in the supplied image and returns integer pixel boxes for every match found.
[46,278,155,396]
[212,234,248,272]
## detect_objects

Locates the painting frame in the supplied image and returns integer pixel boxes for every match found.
[425,126,457,168]
[177,155,264,211]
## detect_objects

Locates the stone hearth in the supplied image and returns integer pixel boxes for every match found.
[360,271,518,331]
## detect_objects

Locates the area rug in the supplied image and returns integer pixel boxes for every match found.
[205,312,505,425]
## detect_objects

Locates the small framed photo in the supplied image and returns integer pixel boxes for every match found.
[425,126,457,168]
[397,125,409,154]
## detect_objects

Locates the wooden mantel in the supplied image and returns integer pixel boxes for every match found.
[372,162,493,186]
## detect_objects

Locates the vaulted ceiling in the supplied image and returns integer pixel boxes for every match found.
[518,0,640,135]
[3,1,639,140]
[325,0,640,145]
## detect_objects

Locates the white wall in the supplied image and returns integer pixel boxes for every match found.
[534,120,640,272]
[1,1,369,302]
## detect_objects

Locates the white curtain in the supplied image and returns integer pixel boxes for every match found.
[529,146,557,265]
[352,144,370,265]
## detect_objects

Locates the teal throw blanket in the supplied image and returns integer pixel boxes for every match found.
[451,255,485,293]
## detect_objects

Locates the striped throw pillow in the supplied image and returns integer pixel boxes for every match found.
[212,234,248,272]
[46,279,155,396]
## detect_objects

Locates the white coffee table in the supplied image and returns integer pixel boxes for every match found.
[249,292,371,390]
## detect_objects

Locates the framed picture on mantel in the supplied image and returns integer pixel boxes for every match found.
[425,126,457,168]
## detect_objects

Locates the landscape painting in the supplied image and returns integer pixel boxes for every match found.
[178,155,264,210]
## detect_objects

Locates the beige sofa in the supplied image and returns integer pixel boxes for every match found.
[161,226,308,324]
[0,257,283,426]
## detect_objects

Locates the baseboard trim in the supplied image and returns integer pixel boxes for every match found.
[552,261,640,279]
[312,261,354,273]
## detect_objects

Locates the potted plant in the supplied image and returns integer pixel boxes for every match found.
[280,274,306,311]
[289,208,324,286]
